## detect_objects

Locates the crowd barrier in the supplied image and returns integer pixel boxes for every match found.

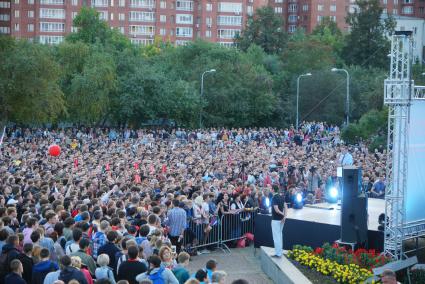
[181,210,258,253]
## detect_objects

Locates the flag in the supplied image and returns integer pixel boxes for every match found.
[74,158,78,168]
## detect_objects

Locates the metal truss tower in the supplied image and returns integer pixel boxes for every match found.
[384,33,413,260]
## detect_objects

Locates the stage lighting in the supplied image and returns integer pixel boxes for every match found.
[265,197,272,214]
[296,193,302,203]
[330,187,338,198]
[327,187,339,204]
[293,193,304,209]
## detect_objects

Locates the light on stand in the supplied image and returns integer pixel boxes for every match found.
[294,193,304,209]
[328,187,338,203]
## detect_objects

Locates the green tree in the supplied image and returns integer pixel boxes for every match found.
[342,0,395,69]
[234,7,287,54]
[311,17,344,55]
[0,38,65,124]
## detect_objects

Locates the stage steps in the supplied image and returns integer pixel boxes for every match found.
[260,246,312,284]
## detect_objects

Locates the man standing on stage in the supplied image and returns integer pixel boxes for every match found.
[271,185,287,258]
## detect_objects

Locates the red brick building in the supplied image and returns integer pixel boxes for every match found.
[1,0,423,46]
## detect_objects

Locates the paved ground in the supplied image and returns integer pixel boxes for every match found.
[187,246,273,283]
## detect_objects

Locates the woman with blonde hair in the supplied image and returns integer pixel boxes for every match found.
[95,254,116,284]
[70,256,93,284]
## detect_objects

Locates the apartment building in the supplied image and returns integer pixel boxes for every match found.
[2,0,419,46]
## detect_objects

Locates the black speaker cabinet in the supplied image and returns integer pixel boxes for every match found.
[341,167,368,244]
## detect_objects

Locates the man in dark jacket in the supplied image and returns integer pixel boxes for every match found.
[0,235,21,282]
[58,255,87,284]
[97,231,120,273]
[31,248,59,284]
[5,259,26,284]
[17,243,34,284]
[117,245,147,284]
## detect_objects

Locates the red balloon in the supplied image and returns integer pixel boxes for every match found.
[49,144,61,157]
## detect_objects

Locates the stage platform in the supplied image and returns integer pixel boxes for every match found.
[289,198,385,232]
[254,198,385,251]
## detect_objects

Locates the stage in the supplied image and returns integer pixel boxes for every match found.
[254,198,385,251]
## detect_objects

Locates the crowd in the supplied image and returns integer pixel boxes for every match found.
[0,122,387,284]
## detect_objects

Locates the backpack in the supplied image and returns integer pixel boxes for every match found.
[149,267,165,284]
[91,231,105,257]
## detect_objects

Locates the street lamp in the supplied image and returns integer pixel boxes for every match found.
[331,68,350,126]
[200,69,216,129]
[296,73,312,130]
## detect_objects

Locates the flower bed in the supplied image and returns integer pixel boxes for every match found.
[287,243,393,284]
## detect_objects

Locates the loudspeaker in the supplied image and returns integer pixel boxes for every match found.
[341,167,368,244]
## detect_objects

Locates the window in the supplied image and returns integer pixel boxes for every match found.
[119,13,125,20]
[402,6,414,14]
[330,4,336,12]
[160,28,166,35]
[40,0,64,4]
[160,0,166,8]
[419,7,424,14]
[217,28,240,39]
[14,23,19,31]
[92,0,108,7]
[98,11,108,20]
[110,13,113,20]
[217,15,242,26]
[404,0,413,3]
[15,0,19,4]
[394,0,398,4]
[15,10,20,18]
[71,26,78,32]
[383,8,388,14]
[40,9,65,19]
[274,7,282,13]
[72,12,78,19]
[289,4,297,12]
[393,8,398,14]
[218,2,242,13]
[129,25,155,35]
[0,1,10,8]
[130,0,155,8]
[28,24,34,31]
[119,0,125,6]
[129,11,155,22]
[247,6,253,15]
[383,0,387,4]
[160,14,166,22]
[39,35,64,45]
[175,40,189,46]
[288,25,296,33]
[0,14,10,21]
[131,38,154,45]
[219,42,234,48]
[40,22,65,32]
[28,0,34,4]
[205,30,211,37]
[176,14,193,24]
[28,10,34,17]
[111,0,114,6]
[206,17,212,25]
[72,0,78,5]
[317,4,323,11]
[176,1,193,11]
[330,15,336,21]
[302,4,308,11]
[206,3,212,11]
[176,27,192,37]
[288,15,297,23]
[275,0,283,2]
[0,27,10,34]
[317,15,323,22]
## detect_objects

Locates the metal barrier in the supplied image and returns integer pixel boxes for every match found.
[182,216,221,252]
[182,210,258,254]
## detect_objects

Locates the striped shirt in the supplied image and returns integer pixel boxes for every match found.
[167,208,187,237]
